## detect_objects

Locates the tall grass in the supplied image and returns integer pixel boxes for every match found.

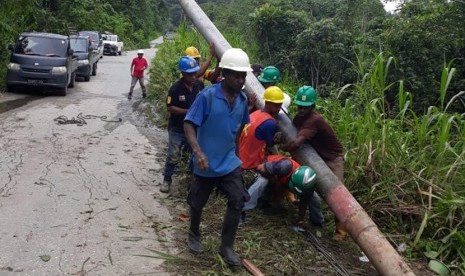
[321,53,465,274]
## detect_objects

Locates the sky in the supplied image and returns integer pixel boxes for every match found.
[383,1,400,12]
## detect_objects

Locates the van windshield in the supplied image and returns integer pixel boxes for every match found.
[69,38,88,53]
[15,36,68,57]
[79,31,100,47]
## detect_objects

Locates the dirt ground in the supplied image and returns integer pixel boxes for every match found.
[0,41,435,275]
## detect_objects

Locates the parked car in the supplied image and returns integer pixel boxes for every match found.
[69,35,99,81]
[163,31,177,41]
[79,30,103,59]
[6,32,78,96]
[102,34,123,56]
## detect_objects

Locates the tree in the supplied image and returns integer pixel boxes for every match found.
[381,0,465,112]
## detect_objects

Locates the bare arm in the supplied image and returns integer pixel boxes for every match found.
[206,59,221,84]
[196,42,215,79]
[281,135,307,153]
[235,124,245,156]
[184,121,208,170]
[167,106,187,115]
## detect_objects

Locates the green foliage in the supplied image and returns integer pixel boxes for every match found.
[324,53,465,273]
[380,0,465,113]
[295,18,355,88]
[250,3,309,69]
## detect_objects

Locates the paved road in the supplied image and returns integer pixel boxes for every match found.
[0,46,174,275]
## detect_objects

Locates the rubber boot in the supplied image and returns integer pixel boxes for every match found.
[332,219,347,241]
[219,206,241,266]
[188,207,202,255]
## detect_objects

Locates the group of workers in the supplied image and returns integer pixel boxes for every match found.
[159,44,346,266]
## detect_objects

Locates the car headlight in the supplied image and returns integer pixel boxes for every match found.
[52,66,67,74]
[7,63,20,71]
[78,59,89,64]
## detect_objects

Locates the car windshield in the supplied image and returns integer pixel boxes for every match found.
[106,35,117,41]
[79,32,100,47]
[15,35,68,57]
[69,38,88,53]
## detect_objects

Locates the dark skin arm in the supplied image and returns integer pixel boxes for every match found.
[281,135,307,153]
[206,58,222,84]
[167,106,187,115]
[235,125,245,156]
[196,42,215,79]
[184,121,209,170]
[297,199,308,224]
[247,93,257,113]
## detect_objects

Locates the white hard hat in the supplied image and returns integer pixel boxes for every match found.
[280,92,291,114]
[219,48,253,72]
[137,49,144,54]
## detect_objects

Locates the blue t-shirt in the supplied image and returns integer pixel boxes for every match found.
[255,118,277,146]
[185,81,250,177]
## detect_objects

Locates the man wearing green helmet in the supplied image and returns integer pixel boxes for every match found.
[257,65,281,88]
[281,85,347,241]
[251,154,322,227]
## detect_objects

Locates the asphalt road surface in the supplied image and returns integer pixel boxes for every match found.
[0,46,174,275]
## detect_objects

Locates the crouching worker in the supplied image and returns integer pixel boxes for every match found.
[244,155,323,227]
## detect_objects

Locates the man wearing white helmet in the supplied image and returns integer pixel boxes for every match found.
[128,49,148,100]
[183,48,252,266]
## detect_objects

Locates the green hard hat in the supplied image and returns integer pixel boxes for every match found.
[294,85,317,107]
[288,166,317,196]
[258,66,281,83]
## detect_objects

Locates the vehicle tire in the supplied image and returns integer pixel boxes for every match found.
[6,84,15,93]
[68,72,76,88]
[92,63,97,76]
[118,51,122,55]
[57,85,67,96]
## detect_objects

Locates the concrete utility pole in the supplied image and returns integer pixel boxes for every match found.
[177,0,416,275]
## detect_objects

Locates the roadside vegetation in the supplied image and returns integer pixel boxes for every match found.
[148,0,464,275]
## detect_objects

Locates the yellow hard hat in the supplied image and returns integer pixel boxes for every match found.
[263,86,285,103]
[185,46,201,58]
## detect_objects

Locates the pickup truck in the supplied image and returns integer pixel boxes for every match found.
[102,34,123,56]
[6,32,79,96]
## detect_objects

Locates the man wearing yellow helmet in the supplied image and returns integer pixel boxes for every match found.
[239,86,284,170]
[185,43,218,83]
[238,86,293,220]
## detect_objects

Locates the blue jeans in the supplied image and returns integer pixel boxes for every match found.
[243,175,269,211]
[243,174,324,227]
[163,130,190,183]
[129,76,146,94]
[302,189,324,227]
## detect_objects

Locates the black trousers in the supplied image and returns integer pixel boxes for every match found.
[187,167,250,212]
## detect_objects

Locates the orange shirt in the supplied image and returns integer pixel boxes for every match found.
[239,110,275,169]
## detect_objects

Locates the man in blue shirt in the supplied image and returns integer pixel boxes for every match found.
[183,48,252,266]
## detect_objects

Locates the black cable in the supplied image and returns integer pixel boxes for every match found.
[53,113,122,126]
